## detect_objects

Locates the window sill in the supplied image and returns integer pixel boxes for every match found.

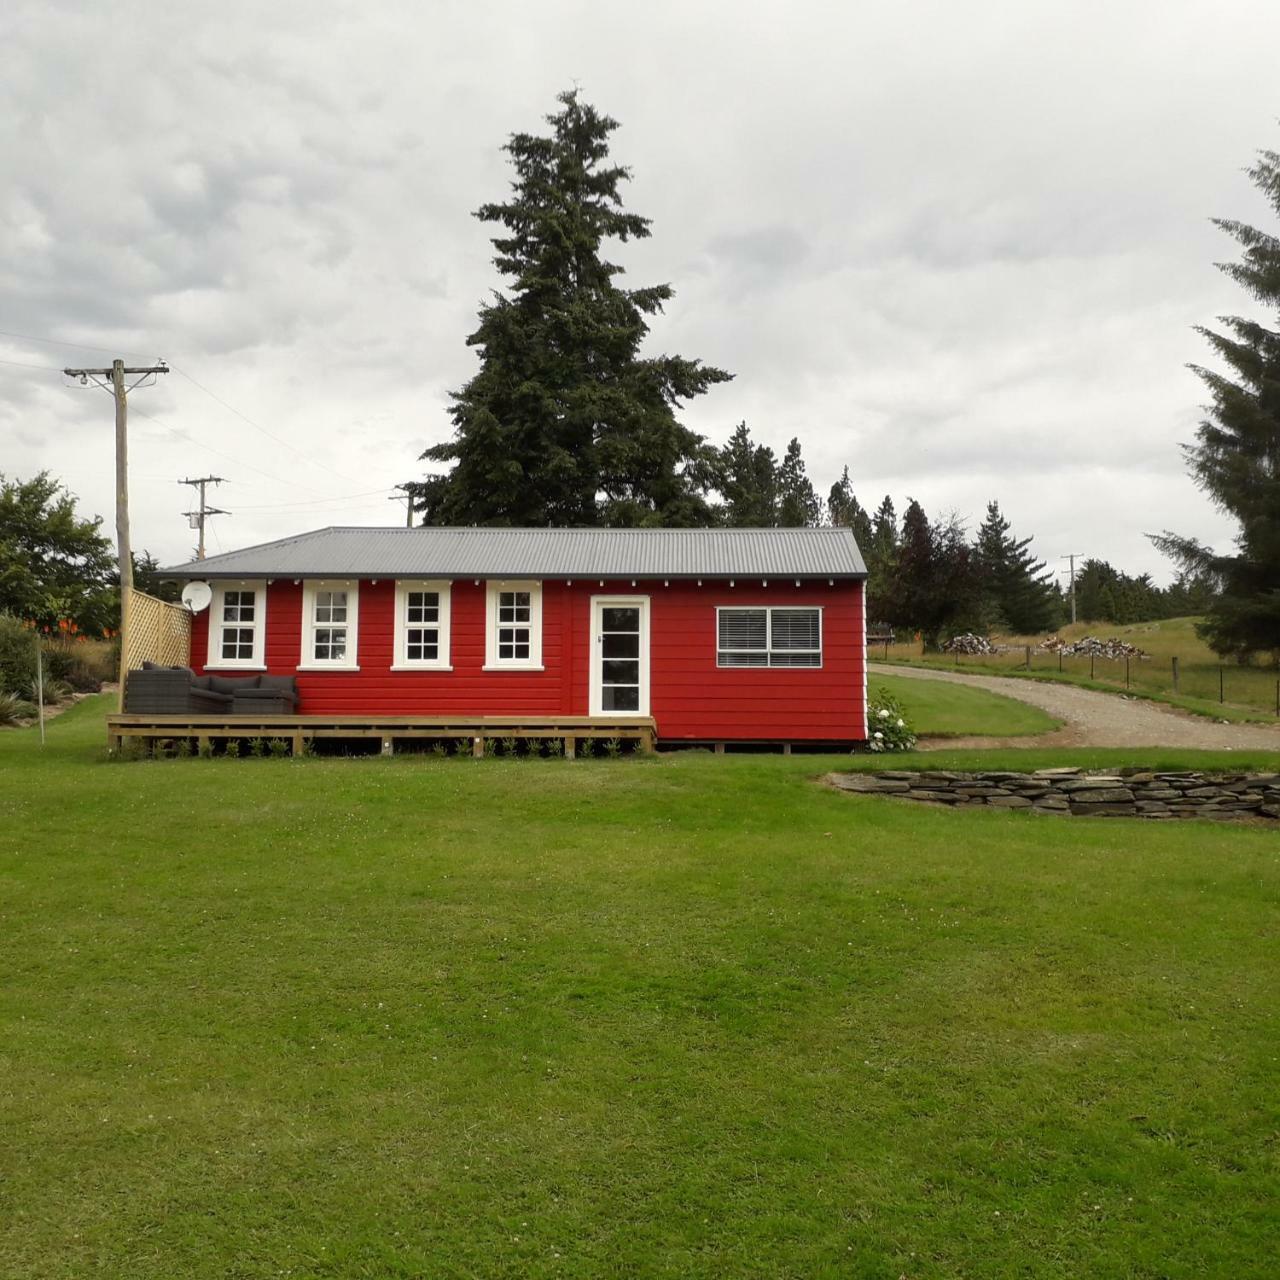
[205,664,267,672]
[482,664,545,672]
[297,664,361,672]
[389,664,453,673]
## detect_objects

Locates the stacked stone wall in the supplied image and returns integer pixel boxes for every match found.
[830,768,1280,821]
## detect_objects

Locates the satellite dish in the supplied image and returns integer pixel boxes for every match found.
[181,581,213,613]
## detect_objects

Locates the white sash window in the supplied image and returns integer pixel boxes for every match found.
[301,580,359,670]
[392,580,452,670]
[207,581,266,669]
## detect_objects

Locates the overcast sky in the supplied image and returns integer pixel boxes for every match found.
[3,1,1278,584]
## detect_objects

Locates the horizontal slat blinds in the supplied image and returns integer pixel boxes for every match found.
[717,608,768,667]
[717,607,822,668]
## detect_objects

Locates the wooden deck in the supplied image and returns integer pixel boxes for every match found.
[106,713,657,757]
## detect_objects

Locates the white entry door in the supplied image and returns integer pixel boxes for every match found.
[589,596,650,716]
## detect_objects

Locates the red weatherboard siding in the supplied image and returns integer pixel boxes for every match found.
[192,578,866,741]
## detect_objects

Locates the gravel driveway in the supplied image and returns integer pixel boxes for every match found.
[869,662,1280,752]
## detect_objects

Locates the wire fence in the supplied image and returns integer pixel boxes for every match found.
[872,638,1280,717]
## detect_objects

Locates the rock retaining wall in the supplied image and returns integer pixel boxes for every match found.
[829,768,1280,821]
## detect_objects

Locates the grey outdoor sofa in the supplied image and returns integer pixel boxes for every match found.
[124,663,299,715]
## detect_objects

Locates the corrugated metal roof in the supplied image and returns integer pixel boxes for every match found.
[160,526,867,580]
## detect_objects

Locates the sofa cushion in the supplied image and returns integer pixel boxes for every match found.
[210,674,259,695]
[190,675,212,690]
[257,675,297,693]
[142,659,162,670]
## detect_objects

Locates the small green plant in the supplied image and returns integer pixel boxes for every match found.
[865,686,917,753]
[602,737,622,759]
[497,735,517,757]
[482,737,498,758]
[452,738,471,759]
[29,677,73,705]
[428,741,448,759]
[197,739,214,760]
[174,738,193,759]
[0,692,36,726]
[294,737,313,758]
[248,738,267,758]
[577,738,595,759]
[544,737,564,758]
[223,739,242,759]
[268,738,289,758]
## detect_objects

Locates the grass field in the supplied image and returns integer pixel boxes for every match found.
[2,699,1278,1278]
[873,673,1060,738]
[879,617,1280,723]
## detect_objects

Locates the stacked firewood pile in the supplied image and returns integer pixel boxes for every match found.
[941,632,999,655]
[1042,635,1149,659]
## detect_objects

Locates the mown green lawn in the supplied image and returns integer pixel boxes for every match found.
[1,699,1278,1279]
[873,673,1060,737]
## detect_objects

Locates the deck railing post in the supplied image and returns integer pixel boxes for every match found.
[565,735,576,759]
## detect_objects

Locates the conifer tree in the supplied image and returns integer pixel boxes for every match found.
[880,500,975,647]
[1152,141,1280,657]
[865,495,899,625]
[716,422,778,526]
[973,500,1059,633]
[418,91,731,526]
[827,467,873,550]
[775,438,823,526]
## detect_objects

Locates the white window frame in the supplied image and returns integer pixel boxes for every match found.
[716,605,823,669]
[484,580,543,670]
[391,580,452,671]
[300,579,360,671]
[206,580,267,670]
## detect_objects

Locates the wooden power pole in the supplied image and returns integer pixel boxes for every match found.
[179,475,228,559]
[63,359,169,706]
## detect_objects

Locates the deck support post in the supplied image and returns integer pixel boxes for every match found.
[639,729,655,754]
[292,732,305,757]
[381,735,394,757]
[782,743,792,756]
[714,742,726,756]
[197,735,211,755]
[565,735,576,760]
[472,736,484,759]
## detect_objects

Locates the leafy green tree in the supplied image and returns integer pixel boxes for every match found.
[0,472,116,633]
[973,501,1060,633]
[419,90,731,527]
[131,551,181,604]
[775,438,823,527]
[1152,141,1280,659]
[716,422,779,526]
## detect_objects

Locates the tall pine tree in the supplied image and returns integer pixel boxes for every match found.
[418,91,731,527]
[973,500,1059,633]
[716,422,778,526]
[775,438,823,526]
[1153,141,1280,657]
[827,467,873,550]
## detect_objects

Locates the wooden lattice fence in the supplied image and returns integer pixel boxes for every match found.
[124,590,192,672]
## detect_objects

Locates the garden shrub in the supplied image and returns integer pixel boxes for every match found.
[865,687,917,752]
[0,691,36,726]
[0,616,37,696]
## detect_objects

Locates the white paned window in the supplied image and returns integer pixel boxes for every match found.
[208,581,266,669]
[717,606,822,668]
[484,581,543,670]
[392,580,452,670]
[301,580,359,670]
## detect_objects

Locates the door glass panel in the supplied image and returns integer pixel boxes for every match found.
[603,685,640,711]
[602,607,639,631]
[602,633,639,659]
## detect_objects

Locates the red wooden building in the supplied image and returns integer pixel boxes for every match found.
[161,526,868,746]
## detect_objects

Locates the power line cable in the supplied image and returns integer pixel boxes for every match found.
[170,365,370,485]
[0,329,153,360]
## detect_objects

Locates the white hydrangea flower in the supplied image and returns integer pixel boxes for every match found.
[897,718,905,728]
[873,731,883,739]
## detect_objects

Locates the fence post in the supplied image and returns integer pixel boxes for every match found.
[1090,654,1095,680]
[1125,657,1130,689]
[1171,656,1179,693]
[1275,678,1279,717]
[1025,645,1031,671]
[1219,666,1224,704]
[1058,651,1063,673]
